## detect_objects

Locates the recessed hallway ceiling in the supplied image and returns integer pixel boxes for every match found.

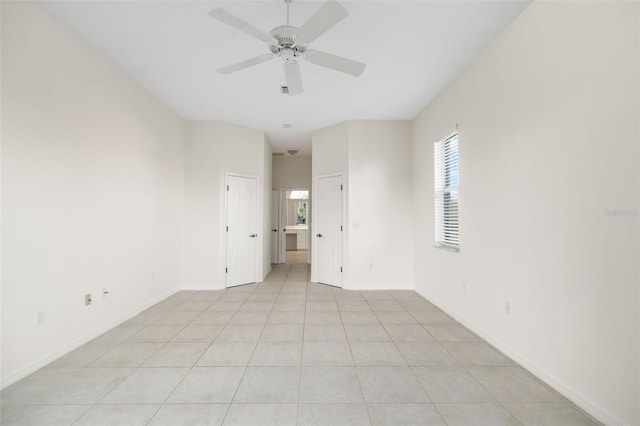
[36,0,529,154]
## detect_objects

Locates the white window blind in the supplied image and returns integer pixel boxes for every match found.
[434,132,459,250]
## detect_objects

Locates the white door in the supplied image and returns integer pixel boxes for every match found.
[271,189,279,264]
[313,175,343,286]
[226,175,258,287]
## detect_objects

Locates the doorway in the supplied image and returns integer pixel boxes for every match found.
[272,188,310,265]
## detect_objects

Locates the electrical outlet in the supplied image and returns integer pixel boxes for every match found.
[35,311,46,326]
[504,301,511,315]
[85,293,92,306]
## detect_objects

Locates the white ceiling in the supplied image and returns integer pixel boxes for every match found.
[36,0,529,155]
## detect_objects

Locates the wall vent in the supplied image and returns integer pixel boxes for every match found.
[272,152,285,156]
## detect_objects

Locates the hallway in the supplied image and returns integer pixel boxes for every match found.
[0,264,597,425]
[285,250,308,266]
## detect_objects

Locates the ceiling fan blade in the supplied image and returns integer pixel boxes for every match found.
[293,1,348,46]
[209,9,277,44]
[304,49,365,76]
[283,61,303,95]
[217,54,274,75]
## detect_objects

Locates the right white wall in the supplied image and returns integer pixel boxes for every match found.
[412,2,639,424]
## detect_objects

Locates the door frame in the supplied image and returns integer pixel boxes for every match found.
[275,187,311,264]
[270,189,279,264]
[223,172,263,287]
[311,173,346,285]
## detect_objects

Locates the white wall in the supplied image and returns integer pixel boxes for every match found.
[347,121,413,290]
[272,155,311,189]
[312,123,349,177]
[412,2,639,424]
[286,199,297,226]
[1,1,184,386]
[311,123,349,285]
[182,121,269,289]
[312,121,414,290]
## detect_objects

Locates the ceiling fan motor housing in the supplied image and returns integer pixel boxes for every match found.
[269,26,307,57]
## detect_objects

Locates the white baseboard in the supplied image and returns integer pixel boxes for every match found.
[180,283,226,291]
[343,284,414,291]
[414,288,627,426]
[0,287,180,390]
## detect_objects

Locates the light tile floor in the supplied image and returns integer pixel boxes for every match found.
[286,250,308,265]
[1,263,600,425]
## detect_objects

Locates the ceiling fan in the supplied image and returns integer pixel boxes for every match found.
[209,0,366,96]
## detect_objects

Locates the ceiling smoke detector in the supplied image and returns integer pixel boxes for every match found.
[287,148,299,156]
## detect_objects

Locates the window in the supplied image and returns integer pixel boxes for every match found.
[434,132,459,250]
[289,190,308,200]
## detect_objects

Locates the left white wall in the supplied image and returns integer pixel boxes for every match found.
[1,2,185,386]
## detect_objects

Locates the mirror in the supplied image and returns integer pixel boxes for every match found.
[286,190,308,228]
[296,201,307,225]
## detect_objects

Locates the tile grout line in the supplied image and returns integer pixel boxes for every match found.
[217,280,270,426]
[140,290,230,425]
[387,293,487,425]
[337,290,374,426]
[9,281,597,426]
[377,292,449,425]
[400,292,592,423]
[295,262,309,426]
[389,291,523,426]
[141,285,253,425]
[220,262,295,425]
[70,294,200,425]
[435,331,525,426]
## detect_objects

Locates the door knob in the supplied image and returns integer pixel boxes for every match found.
[249,234,257,238]
[316,233,323,238]
[272,229,277,232]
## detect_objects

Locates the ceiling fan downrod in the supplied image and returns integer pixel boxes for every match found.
[285,0,291,26]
